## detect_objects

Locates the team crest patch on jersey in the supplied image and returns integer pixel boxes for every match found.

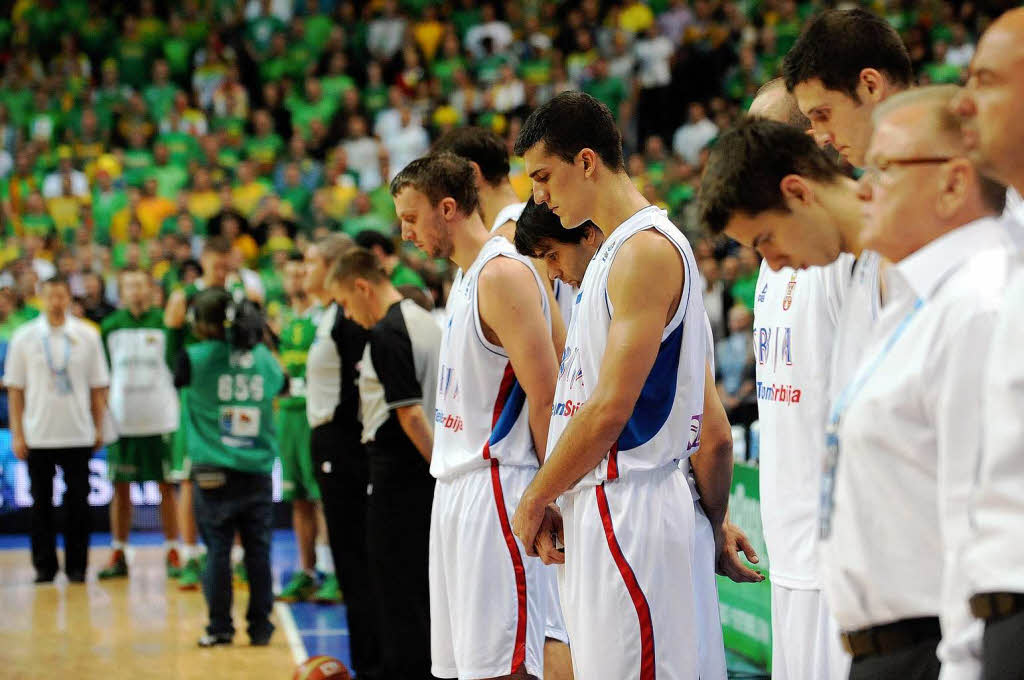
[146,333,159,344]
[687,414,703,451]
[782,272,798,310]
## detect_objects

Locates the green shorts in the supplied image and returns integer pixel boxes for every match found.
[277,406,320,501]
[107,434,173,483]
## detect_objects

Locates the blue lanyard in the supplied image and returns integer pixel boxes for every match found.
[819,297,923,539]
[43,329,72,394]
[828,297,924,428]
[43,330,71,374]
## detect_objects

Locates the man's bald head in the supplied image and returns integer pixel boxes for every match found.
[950,7,1024,190]
[749,78,811,129]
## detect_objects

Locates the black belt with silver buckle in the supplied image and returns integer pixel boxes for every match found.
[970,592,1024,622]
[840,617,941,661]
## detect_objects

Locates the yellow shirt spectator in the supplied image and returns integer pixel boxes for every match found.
[620,1,655,34]
[136,194,176,238]
[187,190,222,222]
[232,180,271,218]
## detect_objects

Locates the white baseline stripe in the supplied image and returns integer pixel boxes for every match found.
[274,601,307,664]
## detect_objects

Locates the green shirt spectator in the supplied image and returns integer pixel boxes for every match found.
[584,67,628,119]
[92,183,129,245]
[391,262,426,289]
[322,73,357,101]
[342,211,393,237]
[143,83,178,123]
[78,16,115,60]
[157,130,200,167]
[116,27,151,90]
[21,212,56,238]
[304,13,333,53]
[922,61,962,84]
[286,80,339,139]
[245,133,285,168]
[123,146,155,188]
[246,12,286,55]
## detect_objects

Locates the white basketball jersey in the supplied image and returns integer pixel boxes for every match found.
[553,279,578,328]
[548,206,707,490]
[752,255,851,588]
[431,236,551,479]
[829,251,881,406]
[106,327,180,436]
[491,201,527,233]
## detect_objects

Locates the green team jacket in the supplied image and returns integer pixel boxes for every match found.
[181,340,285,475]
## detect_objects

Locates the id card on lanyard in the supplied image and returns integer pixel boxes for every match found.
[819,298,924,539]
[43,330,73,395]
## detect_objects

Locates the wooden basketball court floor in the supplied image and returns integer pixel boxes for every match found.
[0,531,352,680]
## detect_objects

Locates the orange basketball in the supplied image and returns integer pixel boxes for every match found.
[293,656,352,680]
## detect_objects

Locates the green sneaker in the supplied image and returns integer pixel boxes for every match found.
[98,550,128,579]
[276,571,318,602]
[313,573,343,604]
[178,558,202,591]
[166,548,183,579]
[233,561,248,587]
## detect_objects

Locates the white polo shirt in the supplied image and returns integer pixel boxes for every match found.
[3,315,110,449]
[965,249,1024,598]
[819,216,1017,680]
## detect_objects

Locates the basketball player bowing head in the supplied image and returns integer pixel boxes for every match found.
[512,91,709,680]
[392,153,559,680]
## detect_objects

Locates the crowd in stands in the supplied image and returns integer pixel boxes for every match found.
[0,0,998,430]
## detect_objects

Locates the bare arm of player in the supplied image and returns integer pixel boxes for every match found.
[164,289,187,329]
[692,362,732,531]
[90,387,107,452]
[8,387,26,460]
[512,230,683,557]
[477,256,559,464]
[693,365,764,581]
[396,404,434,463]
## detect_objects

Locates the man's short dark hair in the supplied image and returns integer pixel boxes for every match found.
[41,274,71,291]
[355,230,396,256]
[432,127,510,186]
[514,198,594,257]
[514,91,625,172]
[203,235,232,255]
[698,118,842,234]
[390,153,479,216]
[783,9,913,101]
[328,247,389,286]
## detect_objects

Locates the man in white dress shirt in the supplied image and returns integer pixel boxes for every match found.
[949,8,1024,678]
[4,276,110,583]
[822,86,1014,680]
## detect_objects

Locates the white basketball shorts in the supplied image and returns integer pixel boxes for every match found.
[694,500,728,680]
[429,461,546,679]
[770,583,851,680]
[558,463,699,680]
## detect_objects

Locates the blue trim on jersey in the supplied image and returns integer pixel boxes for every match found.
[489,378,526,446]
[616,320,685,450]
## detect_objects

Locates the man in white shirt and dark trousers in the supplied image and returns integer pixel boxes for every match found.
[4,275,110,583]
[327,247,440,680]
[823,87,1014,680]
[951,8,1024,678]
